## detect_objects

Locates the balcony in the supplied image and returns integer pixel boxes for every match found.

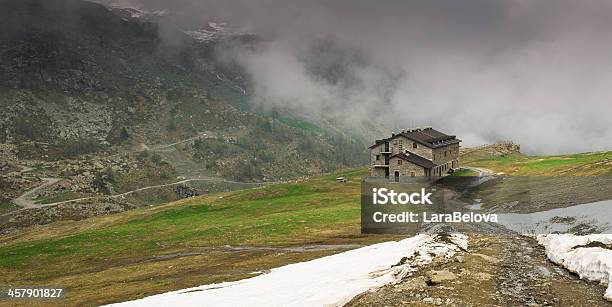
[372,164,390,168]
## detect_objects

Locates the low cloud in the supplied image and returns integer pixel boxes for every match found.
[104,0,612,154]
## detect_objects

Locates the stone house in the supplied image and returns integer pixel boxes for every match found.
[369,127,461,179]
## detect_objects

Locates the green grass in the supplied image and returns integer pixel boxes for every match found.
[5,150,611,276]
[279,116,326,134]
[4,151,611,274]
[0,168,369,279]
[462,151,612,175]
[450,168,478,177]
[0,168,383,305]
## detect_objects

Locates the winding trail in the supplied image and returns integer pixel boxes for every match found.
[11,178,62,209]
[11,176,271,210]
[150,134,209,150]
[106,132,215,158]
[43,177,269,208]
[9,133,233,210]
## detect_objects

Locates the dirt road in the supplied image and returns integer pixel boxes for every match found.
[11,176,269,210]
[11,177,61,209]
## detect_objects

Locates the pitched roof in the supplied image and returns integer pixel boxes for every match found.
[390,152,435,169]
[369,127,461,149]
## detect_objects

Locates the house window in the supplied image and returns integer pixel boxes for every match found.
[444,151,447,157]
[398,160,403,165]
[413,143,417,149]
[376,155,380,161]
[410,171,416,177]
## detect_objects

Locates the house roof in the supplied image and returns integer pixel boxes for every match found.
[369,127,461,149]
[390,152,435,169]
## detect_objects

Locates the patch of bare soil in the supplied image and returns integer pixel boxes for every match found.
[141,244,364,262]
[347,234,610,306]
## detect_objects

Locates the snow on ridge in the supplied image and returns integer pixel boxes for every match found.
[537,234,612,301]
[106,233,467,307]
[183,22,249,43]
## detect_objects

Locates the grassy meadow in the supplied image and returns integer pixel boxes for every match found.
[462,151,612,176]
[0,168,400,305]
[1,148,612,305]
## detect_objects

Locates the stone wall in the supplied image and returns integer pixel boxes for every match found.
[370,143,386,165]
[389,156,426,177]
[432,143,460,166]
[371,167,387,177]
[390,136,434,160]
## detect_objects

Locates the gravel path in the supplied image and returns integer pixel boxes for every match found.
[347,233,610,306]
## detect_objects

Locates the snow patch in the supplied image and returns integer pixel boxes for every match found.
[107,233,467,307]
[537,234,612,301]
[495,199,612,301]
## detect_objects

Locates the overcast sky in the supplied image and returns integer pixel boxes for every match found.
[104,0,612,154]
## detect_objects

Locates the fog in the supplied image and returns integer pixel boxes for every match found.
[102,0,612,154]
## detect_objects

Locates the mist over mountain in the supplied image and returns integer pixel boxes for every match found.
[0,0,366,183]
[94,0,612,154]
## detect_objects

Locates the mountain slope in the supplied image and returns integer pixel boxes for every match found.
[0,0,368,183]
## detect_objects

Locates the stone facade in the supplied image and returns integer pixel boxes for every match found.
[389,135,434,159]
[430,143,460,176]
[370,143,388,165]
[388,156,426,177]
[371,166,387,177]
[369,128,461,178]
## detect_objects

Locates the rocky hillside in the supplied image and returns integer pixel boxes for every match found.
[0,0,368,182]
[459,141,521,158]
